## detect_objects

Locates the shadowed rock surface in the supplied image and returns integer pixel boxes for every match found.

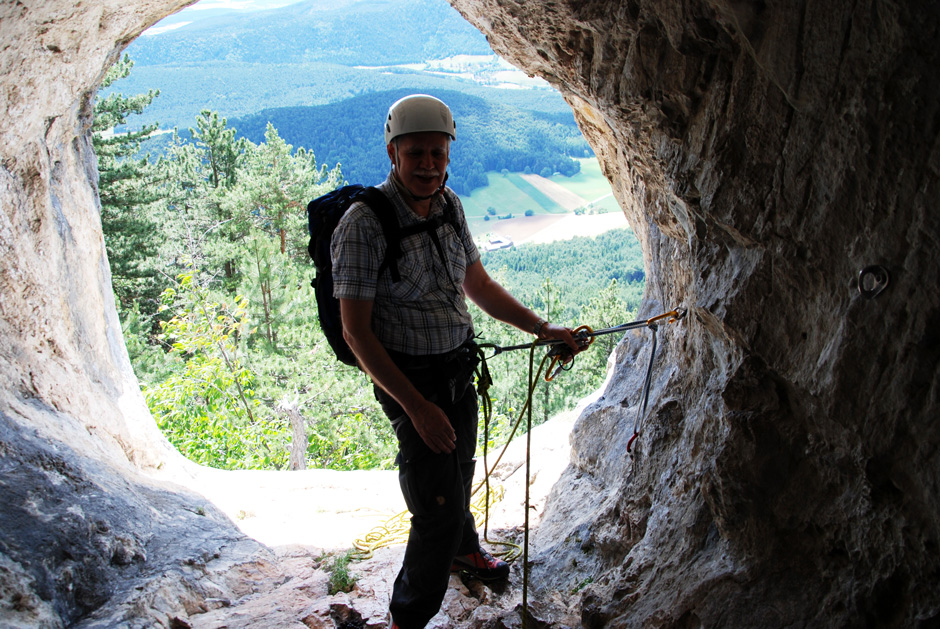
[1,0,937,627]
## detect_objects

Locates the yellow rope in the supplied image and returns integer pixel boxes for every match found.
[351,482,513,561]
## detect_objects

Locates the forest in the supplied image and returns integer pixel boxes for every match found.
[110,0,577,148]
[230,89,589,196]
[98,56,646,473]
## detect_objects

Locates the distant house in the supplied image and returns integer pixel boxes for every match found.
[484,235,514,251]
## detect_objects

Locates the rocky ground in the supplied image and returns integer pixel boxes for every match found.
[158,409,588,628]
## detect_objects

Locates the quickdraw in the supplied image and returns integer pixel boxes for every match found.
[625,308,686,453]
[479,307,686,383]
[478,308,685,455]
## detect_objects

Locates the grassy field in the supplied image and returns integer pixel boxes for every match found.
[504,173,564,213]
[461,172,551,219]
[461,157,617,234]
[556,158,613,201]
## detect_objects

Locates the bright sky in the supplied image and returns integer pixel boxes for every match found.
[183,0,301,11]
[143,0,305,36]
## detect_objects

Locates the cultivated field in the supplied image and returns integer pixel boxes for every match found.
[476,212,629,249]
[463,157,627,246]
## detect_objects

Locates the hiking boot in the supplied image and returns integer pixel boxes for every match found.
[451,547,510,581]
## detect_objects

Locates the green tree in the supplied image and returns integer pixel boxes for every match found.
[92,54,165,311]
[223,123,342,261]
[219,124,342,344]
[152,112,249,286]
[581,280,632,360]
[156,129,223,273]
[143,267,290,470]
[192,110,246,190]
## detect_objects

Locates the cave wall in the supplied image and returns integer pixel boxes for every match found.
[0,2,275,626]
[446,0,940,626]
[0,0,938,626]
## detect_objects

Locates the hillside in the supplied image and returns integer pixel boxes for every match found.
[230,89,590,195]
[111,0,572,136]
[129,0,491,67]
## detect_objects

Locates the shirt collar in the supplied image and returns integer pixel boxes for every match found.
[386,170,445,222]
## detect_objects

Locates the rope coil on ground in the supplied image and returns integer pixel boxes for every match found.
[351,483,511,561]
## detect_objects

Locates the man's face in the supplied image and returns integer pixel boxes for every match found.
[388,131,450,199]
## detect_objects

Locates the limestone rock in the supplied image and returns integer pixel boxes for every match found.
[1,0,938,627]
[449,0,940,625]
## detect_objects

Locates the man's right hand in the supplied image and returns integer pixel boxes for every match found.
[408,399,457,454]
[341,298,457,454]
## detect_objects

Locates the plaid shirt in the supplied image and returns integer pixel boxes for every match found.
[331,173,481,355]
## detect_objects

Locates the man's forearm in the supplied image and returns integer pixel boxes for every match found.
[463,260,580,351]
[345,327,425,414]
[339,297,457,453]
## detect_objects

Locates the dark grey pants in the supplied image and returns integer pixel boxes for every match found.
[374,346,480,629]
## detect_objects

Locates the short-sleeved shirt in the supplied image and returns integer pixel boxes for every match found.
[331,173,481,356]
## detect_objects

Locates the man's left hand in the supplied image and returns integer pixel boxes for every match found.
[541,322,589,360]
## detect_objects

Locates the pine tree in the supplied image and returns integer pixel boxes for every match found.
[92,54,165,311]
[191,110,246,190]
[221,124,342,349]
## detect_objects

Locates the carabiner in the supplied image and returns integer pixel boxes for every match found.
[646,308,686,327]
[545,325,594,381]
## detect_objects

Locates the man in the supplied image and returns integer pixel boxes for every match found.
[331,94,581,629]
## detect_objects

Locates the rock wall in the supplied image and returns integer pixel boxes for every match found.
[0,0,937,626]
[447,0,940,626]
[0,2,273,626]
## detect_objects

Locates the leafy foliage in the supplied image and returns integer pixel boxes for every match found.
[96,57,645,473]
[144,269,287,470]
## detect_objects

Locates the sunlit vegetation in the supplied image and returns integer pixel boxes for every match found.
[96,56,644,472]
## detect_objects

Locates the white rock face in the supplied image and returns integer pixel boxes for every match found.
[0,0,938,627]
[450,0,940,625]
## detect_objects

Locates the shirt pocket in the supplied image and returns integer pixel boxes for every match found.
[439,227,468,288]
[386,249,431,303]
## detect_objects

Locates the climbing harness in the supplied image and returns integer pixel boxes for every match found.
[350,308,685,626]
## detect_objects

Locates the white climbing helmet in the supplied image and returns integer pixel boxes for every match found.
[384,94,456,144]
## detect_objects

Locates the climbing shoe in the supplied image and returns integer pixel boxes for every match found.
[451,547,510,581]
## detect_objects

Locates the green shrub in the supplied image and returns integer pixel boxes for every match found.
[324,549,359,595]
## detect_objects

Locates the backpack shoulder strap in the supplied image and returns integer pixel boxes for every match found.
[358,186,406,283]
[357,187,460,284]
[440,188,458,227]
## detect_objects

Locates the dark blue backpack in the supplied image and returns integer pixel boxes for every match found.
[307,184,456,367]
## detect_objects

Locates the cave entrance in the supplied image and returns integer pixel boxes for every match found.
[97,0,637,496]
